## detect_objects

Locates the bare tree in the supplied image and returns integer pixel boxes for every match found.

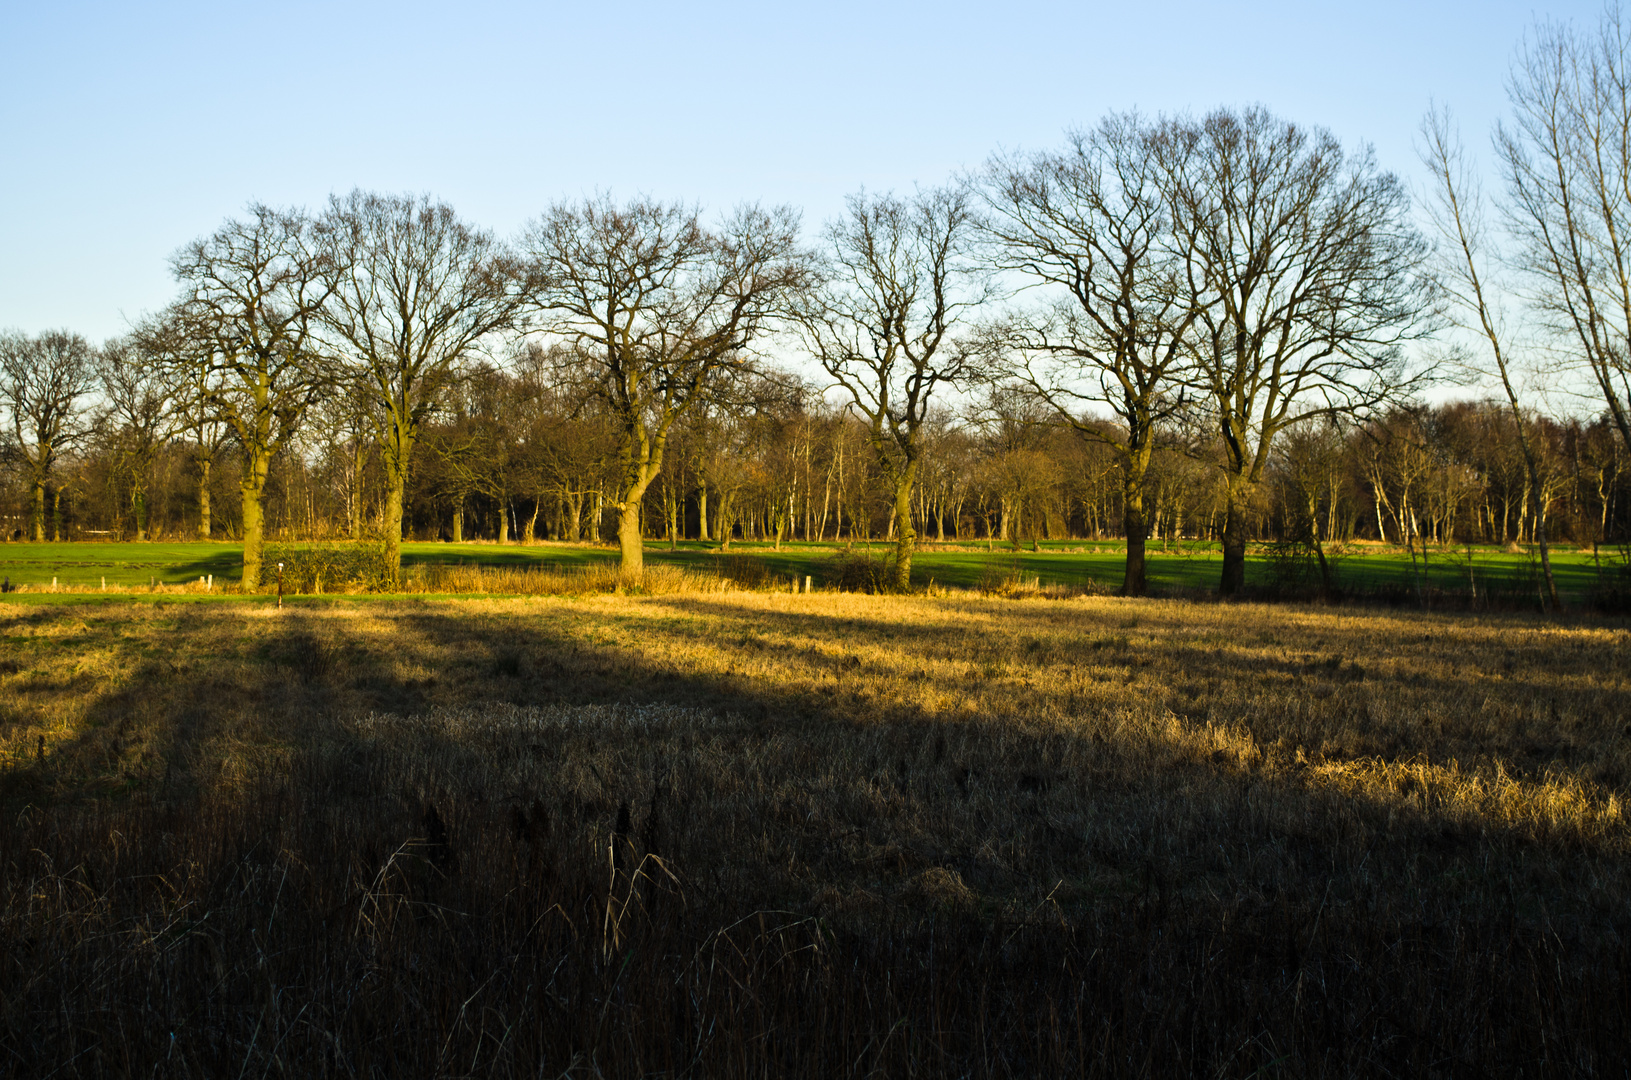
[0,329,98,541]
[1268,417,1351,598]
[1498,7,1631,457]
[301,371,378,542]
[1161,106,1432,594]
[796,188,984,590]
[977,114,1200,595]
[98,337,180,541]
[132,305,237,540]
[1420,106,1562,607]
[319,190,531,577]
[524,197,811,578]
[161,204,334,587]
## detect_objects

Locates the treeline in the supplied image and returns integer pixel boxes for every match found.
[4,10,1631,600]
[4,360,1625,561]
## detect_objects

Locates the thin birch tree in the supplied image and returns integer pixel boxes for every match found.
[1420,106,1562,608]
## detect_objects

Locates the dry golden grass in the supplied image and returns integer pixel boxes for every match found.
[2,592,1629,1075]
[5,593,1627,899]
[607,592,1626,841]
[400,560,720,595]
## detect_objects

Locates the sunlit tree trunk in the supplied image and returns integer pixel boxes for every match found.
[132,488,149,542]
[198,458,213,539]
[350,438,366,540]
[30,481,46,543]
[240,447,271,589]
[890,460,918,590]
[382,458,407,583]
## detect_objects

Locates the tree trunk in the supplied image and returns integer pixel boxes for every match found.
[891,463,917,591]
[1534,487,1560,610]
[1302,487,1334,601]
[696,482,710,541]
[617,494,646,580]
[30,478,46,543]
[1120,449,1153,597]
[565,491,582,541]
[1219,478,1253,596]
[377,411,414,580]
[350,438,366,540]
[198,457,213,539]
[240,448,271,590]
[381,460,406,586]
[718,492,734,551]
[133,488,149,542]
[1325,477,1339,549]
[1123,502,1148,598]
[451,498,464,543]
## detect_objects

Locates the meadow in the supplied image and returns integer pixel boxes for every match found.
[0,536,1622,604]
[1,584,1628,1076]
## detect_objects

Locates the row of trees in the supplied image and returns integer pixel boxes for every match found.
[5,10,1631,599]
[5,360,1625,564]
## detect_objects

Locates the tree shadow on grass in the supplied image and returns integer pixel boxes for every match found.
[2,598,1628,1076]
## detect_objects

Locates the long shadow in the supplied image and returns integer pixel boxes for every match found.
[3,598,1627,1074]
[171,549,247,583]
[638,593,1631,782]
[19,594,1622,874]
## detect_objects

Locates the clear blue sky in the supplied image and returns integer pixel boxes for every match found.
[0,0,1603,342]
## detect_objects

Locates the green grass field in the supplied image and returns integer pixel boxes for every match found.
[0,537,1622,600]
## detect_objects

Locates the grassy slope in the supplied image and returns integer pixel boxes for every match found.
[0,537,1620,598]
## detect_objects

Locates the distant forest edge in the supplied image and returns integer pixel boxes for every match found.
[4,10,1631,605]
[0,397,1623,573]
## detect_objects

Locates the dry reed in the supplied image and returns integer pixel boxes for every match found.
[1,594,1627,1076]
[399,560,720,596]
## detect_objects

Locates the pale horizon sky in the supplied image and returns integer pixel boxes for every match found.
[0,0,1605,343]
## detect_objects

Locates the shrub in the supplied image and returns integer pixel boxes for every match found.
[714,553,776,589]
[401,561,717,596]
[824,548,895,593]
[262,542,396,594]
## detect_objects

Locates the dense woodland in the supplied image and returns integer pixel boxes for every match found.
[5,11,1631,598]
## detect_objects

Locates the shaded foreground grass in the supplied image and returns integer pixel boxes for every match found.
[2,594,1629,1076]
